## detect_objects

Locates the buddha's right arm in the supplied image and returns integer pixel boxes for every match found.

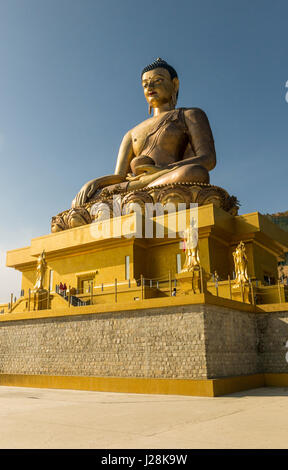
[71,132,134,208]
[114,131,134,177]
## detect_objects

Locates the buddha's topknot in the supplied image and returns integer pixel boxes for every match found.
[141,58,178,79]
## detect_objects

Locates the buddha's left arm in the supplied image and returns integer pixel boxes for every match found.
[181,108,216,171]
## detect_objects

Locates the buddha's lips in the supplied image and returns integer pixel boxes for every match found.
[148,91,157,96]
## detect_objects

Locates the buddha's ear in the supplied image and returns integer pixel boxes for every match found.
[172,77,179,94]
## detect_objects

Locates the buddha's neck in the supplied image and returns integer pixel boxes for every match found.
[153,103,175,117]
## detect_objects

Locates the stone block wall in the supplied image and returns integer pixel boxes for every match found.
[0,306,207,379]
[203,305,259,378]
[256,312,288,373]
[0,305,287,380]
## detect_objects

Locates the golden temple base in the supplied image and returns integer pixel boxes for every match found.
[0,373,287,397]
[2,204,288,398]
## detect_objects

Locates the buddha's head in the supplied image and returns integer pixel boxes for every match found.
[141,58,179,113]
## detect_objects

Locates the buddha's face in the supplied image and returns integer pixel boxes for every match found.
[142,68,179,109]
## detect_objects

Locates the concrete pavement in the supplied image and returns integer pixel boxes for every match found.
[0,385,287,449]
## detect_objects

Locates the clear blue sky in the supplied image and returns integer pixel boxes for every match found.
[0,0,287,301]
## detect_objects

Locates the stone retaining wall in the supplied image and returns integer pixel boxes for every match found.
[1,303,281,380]
[0,306,208,379]
[203,305,259,378]
[256,312,288,374]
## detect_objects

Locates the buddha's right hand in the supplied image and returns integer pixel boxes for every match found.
[71,174,126,208]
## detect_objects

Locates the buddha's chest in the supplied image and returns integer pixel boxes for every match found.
[131,113,187,156]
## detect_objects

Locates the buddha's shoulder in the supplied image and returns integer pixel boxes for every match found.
[182,107,209,120]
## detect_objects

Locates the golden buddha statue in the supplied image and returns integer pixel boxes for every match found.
[181,224,201,273]
[233,241,249,287]
[34,250,47,291]
[52,58,238,232]
[71,58,216,208]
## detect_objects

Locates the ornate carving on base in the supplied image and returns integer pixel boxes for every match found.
[51,214,68,233]
[51,207,91,232]
[121,191,154,216]
[66,207,91,228]
[51,182,239,232]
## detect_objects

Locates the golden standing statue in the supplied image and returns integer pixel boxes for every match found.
[34,250,47,291]
[181,224,200,272]
[233,241,249,287]
[72,58,216,207]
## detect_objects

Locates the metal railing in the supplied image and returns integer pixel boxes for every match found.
[3,272,288,314]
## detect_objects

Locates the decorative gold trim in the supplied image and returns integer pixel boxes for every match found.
[75,270,98,278]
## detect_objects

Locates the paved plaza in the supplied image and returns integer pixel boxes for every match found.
[0,385,287,449]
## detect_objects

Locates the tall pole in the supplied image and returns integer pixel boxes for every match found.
[91,281,93,305]
[141,274,144,300]
[228,275,232,300]
[278,280,282,304]
[240,280,244,302]
[250,279,255,305]
[200,267,204,294]
[48,270,51,309]
[48,269,52,293]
